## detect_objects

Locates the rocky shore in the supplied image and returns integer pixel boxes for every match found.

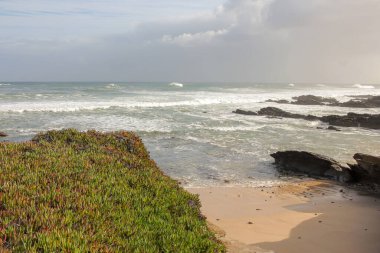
[271,151,380,189]
[233,107,380,129]
[266,95,380,108]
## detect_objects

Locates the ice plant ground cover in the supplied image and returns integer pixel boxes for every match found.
[0,129,224,252]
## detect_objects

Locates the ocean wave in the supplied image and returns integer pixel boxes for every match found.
[353,84,374,89]
[0,96,261,113]
[288,83,295,87]
[0,83,12,86]
[105,83,119,89]
[169,82,184,88]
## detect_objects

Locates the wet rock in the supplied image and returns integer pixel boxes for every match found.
[271,151,353,183]
[291,95,339,106]
[349,153,380,184]
[241,107,380,130]
[266,99,289,104]
[233,109,257,115]
[0,132,7,137]
[316,126,341,131]
[266,95,380,108]
[320,113,380,129]
[257,107,319,121]
[327,126,341,131]
[340,96,380,108]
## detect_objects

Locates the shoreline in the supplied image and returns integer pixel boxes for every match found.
[187,180,380,253]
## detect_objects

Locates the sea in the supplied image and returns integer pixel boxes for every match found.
[1,82,380,187]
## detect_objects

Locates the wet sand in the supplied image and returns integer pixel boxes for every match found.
[187,180,380,253]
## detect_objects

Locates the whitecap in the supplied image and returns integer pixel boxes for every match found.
[105,83,118,88]
[353,84,374,89]
[0,83,12,86]
[288,83,295,87]
[169,82,184,88]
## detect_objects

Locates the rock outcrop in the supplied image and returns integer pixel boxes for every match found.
[0,132,7,137]
[349,153,380,184]
[266,95,380,108]
[271,151,353,183]
[291,95,339,106]
[340,96,380,108]
[271,151,380,186]
[234,107,380,129]
[320,113,380,129]
[256,107,319,120]
[327,126,341,131]
[232,109,257,115]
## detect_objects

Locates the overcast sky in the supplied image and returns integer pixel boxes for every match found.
[1,0,379,83]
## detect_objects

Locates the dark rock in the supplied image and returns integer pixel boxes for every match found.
[233,109,257,115]
[321,113,380,129]
[316,126,341,131]
[349,153,380,184]
[266,99,289,104]
[266,95,380,108]
[257,107,319,120]
[327,126,341,131]
[257,107,320,121]
[0,132,7,137]
[271,151,353,183]
[244,107,380,130]
[340,96,380,108]
[291,95,339,106]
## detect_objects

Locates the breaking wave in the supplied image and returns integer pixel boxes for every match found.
[0,97,258,113]
[353,84,374,89]
[105,83,119,89]
[169,82,184,88]
[0,83,12,86]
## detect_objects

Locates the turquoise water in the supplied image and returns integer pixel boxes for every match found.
[1,82,380,186]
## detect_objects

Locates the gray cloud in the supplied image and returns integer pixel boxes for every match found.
[1,0,379,83]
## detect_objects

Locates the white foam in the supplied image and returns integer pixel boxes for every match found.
[0,83,12,86]
[0,94,263,113]
[169,82,184,88]
[353,84,374,89]
[105,83,118,88]
[288,83,295,87]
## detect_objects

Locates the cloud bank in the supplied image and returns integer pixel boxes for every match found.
[0,0,379,83]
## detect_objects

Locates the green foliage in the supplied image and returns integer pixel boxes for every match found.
[0,129,225,252]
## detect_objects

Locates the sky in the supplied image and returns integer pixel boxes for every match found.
[1,0,380,83]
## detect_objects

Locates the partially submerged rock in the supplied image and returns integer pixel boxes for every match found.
[320,113,380,129]
[271,151,353,183]
[235,107,380,129]
[266,95,380,108]
[257,107,319,120]
[349,153,380,184]
[266,99,289,104]
[340,96,380,108]
[327,126,341,131]
[232,109,257,115]
[0,131,7,137]
[291,95,339,106]
[316,126,341,131]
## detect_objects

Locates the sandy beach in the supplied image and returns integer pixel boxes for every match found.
[188,181,380,253]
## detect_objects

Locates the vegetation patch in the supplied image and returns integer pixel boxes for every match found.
[0,129,225,252]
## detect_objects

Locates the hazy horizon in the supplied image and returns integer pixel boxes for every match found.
[1,81,380,86]
[1,0,380,83]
